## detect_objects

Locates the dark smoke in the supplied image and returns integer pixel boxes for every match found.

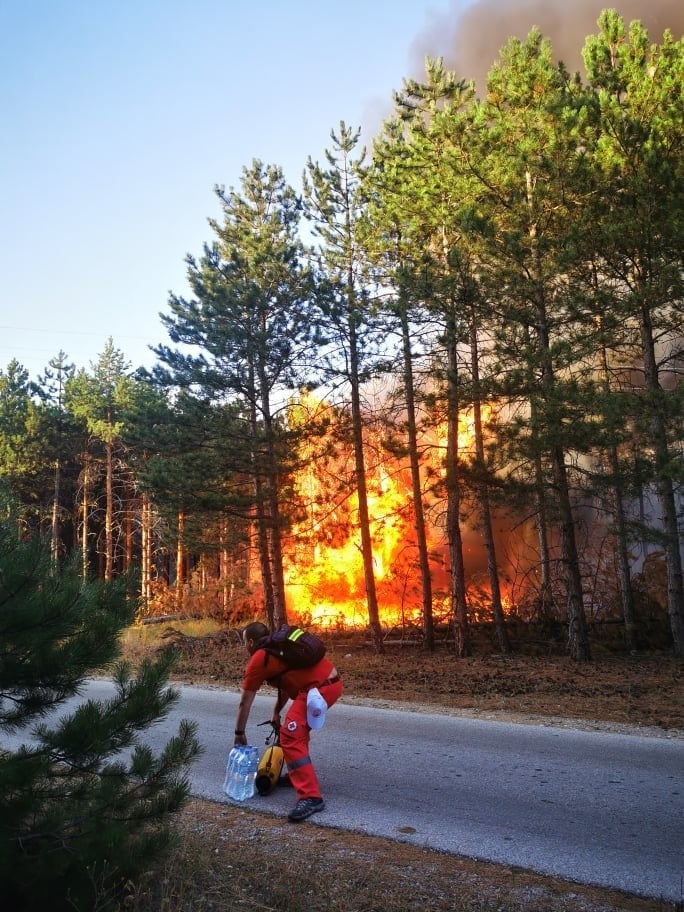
[408,0,683,94]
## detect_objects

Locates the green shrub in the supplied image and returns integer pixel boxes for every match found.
[0,519,202,911]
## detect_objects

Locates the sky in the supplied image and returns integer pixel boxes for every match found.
[1,0,463,381]
[2,0,680,383]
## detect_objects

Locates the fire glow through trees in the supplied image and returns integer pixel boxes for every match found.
[281,399,525,630]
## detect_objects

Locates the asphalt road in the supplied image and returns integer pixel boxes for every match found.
[6,680,684,902]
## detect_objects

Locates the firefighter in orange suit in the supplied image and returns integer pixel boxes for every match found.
[233,621,343,822]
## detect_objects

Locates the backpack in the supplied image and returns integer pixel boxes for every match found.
[259,624,326,671]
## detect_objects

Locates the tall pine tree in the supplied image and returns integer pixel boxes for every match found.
[155,162,317,628]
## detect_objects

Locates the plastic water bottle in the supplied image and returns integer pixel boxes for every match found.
[224,745,257,801]
[230,748,244,800]
[228,745,258,801]
[223,746,242,797]
[230,746,250,800]
[222,746,235,795]
[235,747,249,800]
[243,746,259,800]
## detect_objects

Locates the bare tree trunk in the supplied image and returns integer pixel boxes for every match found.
[267,486,287,629]
[123,477,133,575]
[81,454,89,581]
[259,379,288,629]
[248,361,276,628]
[597,324,637,652]
[521,326,555,619]
[175,510,186,611]
[608,441,638,652]
[105,441,113,582]
[526,170,589,661]
[533,456,555,617]
[398,293,434,650]
[638,295,684,656]
[469,304,510,654]
[220,518,230,614]
[445,310,469,657]
[255,477,276,626]
[51,458,61,566]
[141,492,151,604]
[551,444,591,660]
[349,306,384,652]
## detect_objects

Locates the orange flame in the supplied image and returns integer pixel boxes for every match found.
[284,463,424,628]
[283,395,504,629]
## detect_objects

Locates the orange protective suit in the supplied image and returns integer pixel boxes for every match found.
[242,650,343,799]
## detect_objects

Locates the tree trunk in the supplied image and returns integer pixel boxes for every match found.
[81,454,90,581]
[597,324,637,652]
[469,304,511,654]
[175,510,186,611]
[259,374,288,629]
[220,518,230,614]
[638,295,684,656]
[254,470,275,626]
[551,444,591,661]
[105,440,113,582]
[609,441,638,652]
[533,455,555,618]
[526,170,589,661]
[445,310,469,657]
[345,269,383,651]
[141,492,151,604]
[523,327,555,619]
[50,458,61,566]
[398,294,434,650]
[247,361,276,628]
[123,477,133,575]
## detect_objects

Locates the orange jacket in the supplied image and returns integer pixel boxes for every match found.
[242,648,337,700]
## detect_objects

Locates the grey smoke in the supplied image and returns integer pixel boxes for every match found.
[408,0,683,94]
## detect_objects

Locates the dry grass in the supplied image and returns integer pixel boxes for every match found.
[116,624,684,911]
[122,799,675,912]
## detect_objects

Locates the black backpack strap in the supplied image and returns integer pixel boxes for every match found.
[261,648,286,686]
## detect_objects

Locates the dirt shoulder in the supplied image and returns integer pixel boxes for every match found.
[173,796,674,912]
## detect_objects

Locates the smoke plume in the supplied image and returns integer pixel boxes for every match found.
[408,0,683,94]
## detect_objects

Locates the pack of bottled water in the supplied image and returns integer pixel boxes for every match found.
[223,745,259,801]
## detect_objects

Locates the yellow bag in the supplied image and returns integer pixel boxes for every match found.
[255,743,284,796]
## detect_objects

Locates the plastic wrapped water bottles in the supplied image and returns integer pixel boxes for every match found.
[223,746,242,797]
[224,745,259,801]
[240,746,259,800]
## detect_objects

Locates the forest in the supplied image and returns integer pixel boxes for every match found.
[1,11,682,662]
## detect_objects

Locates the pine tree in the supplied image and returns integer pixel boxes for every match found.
[459,31,596,660]
[0,505,201,911]
[155,161,316,628]
[303,123,386,651]
[368,60,511,656]
[583,12,684,656]
[0,359,53,517]
[398,60,512,655]
[364,115,438,651]
[129,384,255,613]
[37,350,78,565]
[66,340,138,581]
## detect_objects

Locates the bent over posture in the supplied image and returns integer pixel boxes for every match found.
[233,621,343,822]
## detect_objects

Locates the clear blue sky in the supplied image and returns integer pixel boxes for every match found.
[1,0,463,381]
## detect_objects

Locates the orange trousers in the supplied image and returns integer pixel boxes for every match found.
[279,677,343,799]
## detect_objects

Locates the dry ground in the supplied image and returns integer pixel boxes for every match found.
[159,628,684,731]
[120,625,684,912]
